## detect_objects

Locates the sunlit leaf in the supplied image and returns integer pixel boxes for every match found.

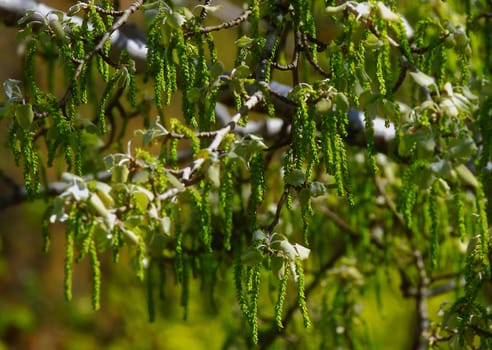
[280,240,297,260]
[293,243,310,260]
[15,103,34,129]
[284,169,305,186]
[455,164,478,188]
[377,2,400,22]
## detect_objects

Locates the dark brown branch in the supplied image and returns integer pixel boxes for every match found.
[266,186,290,233]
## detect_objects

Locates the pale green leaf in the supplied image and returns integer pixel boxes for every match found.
[284,169,305,186]
[15,103,34,129]
[409,71,437,89]
[455,164,478,188]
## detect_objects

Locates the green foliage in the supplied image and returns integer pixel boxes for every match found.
[2,0,492,348]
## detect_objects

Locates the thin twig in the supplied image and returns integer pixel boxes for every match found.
[266,186,290,233]
[197,9,252,34]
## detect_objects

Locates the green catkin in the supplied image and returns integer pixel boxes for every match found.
[329,42,343,90]
[97,72,119,134]
[24,39,40,104]
[87,4,108,80]
[298,97,310,169]
[234,257,250,319]
[59,45,80,105]
[73,30,88,104]
[165,45,177,100]
[73,130,82,176]
[21,130,40,196]
[249,264,261,345]
[363,111,377,174]
[200,182,212,252]
[63,137,74,174]
[175,33,196,126]
[147,258,155,322]
[8,125,22,166]
[274,265,290,329]
[64,217,75,302]
[306,106,319,179]
[333,133,346,197]
[205,32,217,63]
[345,40,357,101]
[399,161,418,228]
[295,258,312,328]
[292,0,316,56]
[476,186,490,271]
[249,0,260,48]
[429,183,439,269]
[112,227,121,263]
[337,136,355,207]
[249,153,265,232]
[382,26,393,97]
[301,195,313,245]
[220,158,234,250]
[174,205,183,283]
[100,0,112,26]
[479,98,492,170]
[283,152,294,209]
[169,138,178,169]
[127,59,137,108]
[375,41,387,96]
[195,32,211,131]
[458,49,470,85]
[77,221,94,262]
[321,111,335,174]
[151,40,165,110]
[435,44,446,90]
[89,239,101,310]
[250,153,265,203]
[136,239,145,281]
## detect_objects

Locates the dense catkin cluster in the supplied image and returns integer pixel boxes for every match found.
[88,4,110,82]
[176,33,197,125]
[194,32,211,131]
[295,258,311,328]
[398,161,419,228]
[7,0,492,346]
